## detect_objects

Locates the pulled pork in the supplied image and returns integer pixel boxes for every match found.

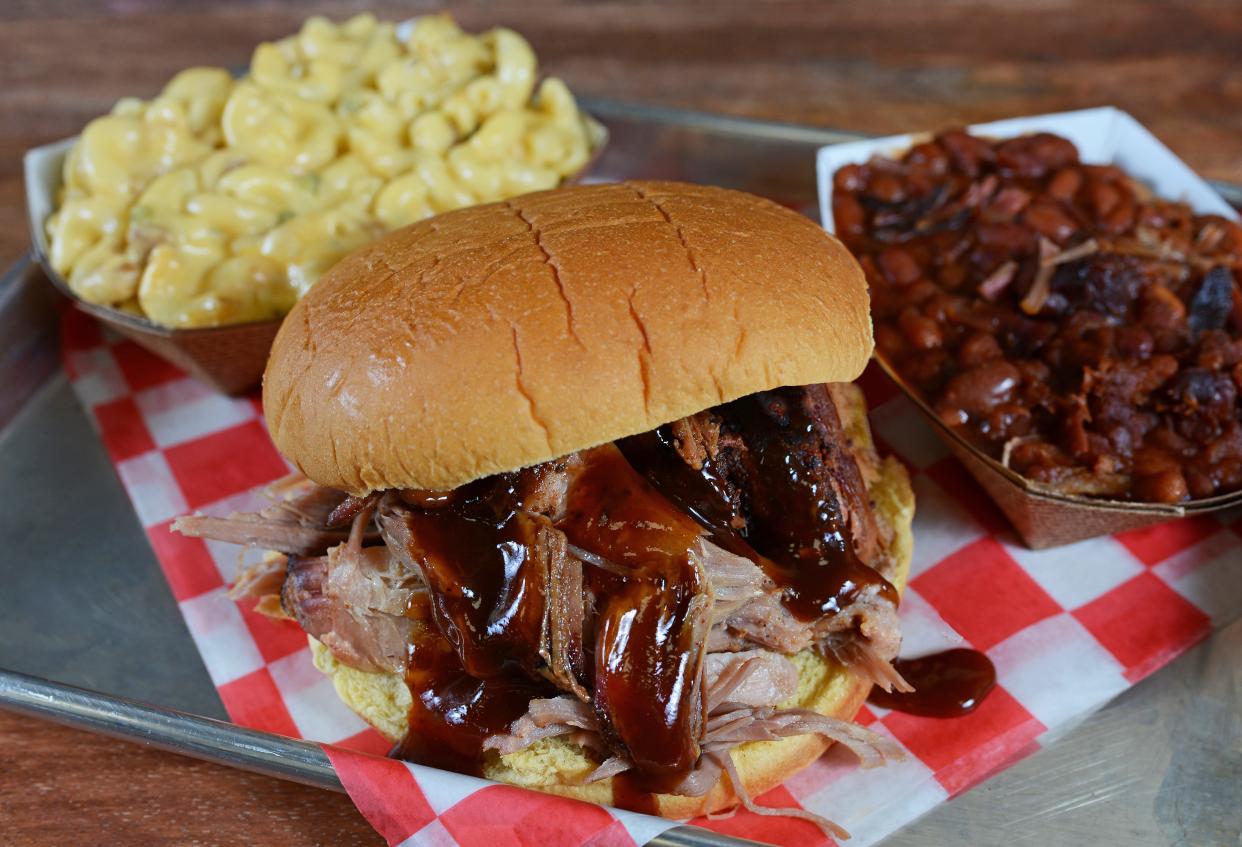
[180,383,906,836]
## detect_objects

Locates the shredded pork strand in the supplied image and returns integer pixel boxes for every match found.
[824,636,914,694]
[482,697,599,755]
[280,504,424,674]
[698,540,766,620]
[545,542,590,701]
[585,755,633,783]
[173,473,361,555]
[703,707,901,770]
[705,650,799,710]
[172,512,350,556]
[228,553,290,620]
[263,473,348,525]
[327,493,379,528]
[714,749,851,841]
[564,543,630,577]
[814,584,911,694]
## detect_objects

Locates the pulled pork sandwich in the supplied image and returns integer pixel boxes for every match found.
[176,181,915,833]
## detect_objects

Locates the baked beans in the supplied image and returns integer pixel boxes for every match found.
[834,130,1242,503]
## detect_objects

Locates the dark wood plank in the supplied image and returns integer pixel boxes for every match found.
[3,1,1242,274]
[0,2,1239,843]
[0,710,381,845]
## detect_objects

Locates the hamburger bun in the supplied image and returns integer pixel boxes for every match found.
[263,181,873,496]
[310,382,915,818]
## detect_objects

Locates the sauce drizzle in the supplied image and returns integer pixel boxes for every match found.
[386,446,711,785]
[723,389,898,620]
[623,388,898,624]
[557,445,710,789]
[388,477,549,678]
[383,388,932,781]
[390,597,556,773]
[867,649,996,718]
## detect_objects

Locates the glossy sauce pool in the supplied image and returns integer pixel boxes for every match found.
[867,648,997,718]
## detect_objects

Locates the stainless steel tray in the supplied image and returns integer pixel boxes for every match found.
[2,98,1239,847]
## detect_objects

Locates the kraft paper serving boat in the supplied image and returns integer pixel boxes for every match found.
[817,107,1242,548]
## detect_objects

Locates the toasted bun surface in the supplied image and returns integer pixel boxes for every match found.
[310,384,914,819]
[264,181,873,495]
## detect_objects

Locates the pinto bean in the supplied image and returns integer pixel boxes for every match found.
[867,172,906,203]
[832,194,866,237]
[1116,326,1154,359]
[1023,202,1079,243]
[878,247,922,286]
[1102,198,1136,234]
[995,133,1079,178]
[898,307,943,350]
[834,163,865,192]
[1134,469,1190,503]
[937,129,995,176]
[875,323,908,360]
[1087,181,1121,217]
[905,141,951,175]
[937,360,1022,417]
[957,331,1003,367]
[1047,167,1083,202]
[1139,284,1187,330]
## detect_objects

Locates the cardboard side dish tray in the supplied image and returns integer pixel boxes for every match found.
[816,107,1242,548]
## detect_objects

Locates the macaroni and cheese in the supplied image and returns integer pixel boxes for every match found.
[46,13,601,328]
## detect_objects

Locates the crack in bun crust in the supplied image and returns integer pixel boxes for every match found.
[264,181,874,496]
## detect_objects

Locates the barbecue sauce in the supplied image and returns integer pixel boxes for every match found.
[390,446,709,787]
[392,596,556,773]
[724,389,898,620]
[867,649,996,718]
[623,388,897,624]
[618,426,743,546]
[557,445,710,790]
[611,772,663,816]
[386,477,551,679]
[384,476,562,775]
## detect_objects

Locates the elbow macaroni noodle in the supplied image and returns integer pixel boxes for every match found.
[46,14,600,328]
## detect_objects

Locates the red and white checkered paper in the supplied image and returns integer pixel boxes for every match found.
[61,306,1242,847]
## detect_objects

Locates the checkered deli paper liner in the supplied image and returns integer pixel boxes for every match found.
[61,307,1242,846]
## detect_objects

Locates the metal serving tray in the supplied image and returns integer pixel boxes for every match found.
[1,98,1239,847]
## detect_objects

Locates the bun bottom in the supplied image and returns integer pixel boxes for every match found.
[309,387,915,817]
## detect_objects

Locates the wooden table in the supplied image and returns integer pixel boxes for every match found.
[2,2,1239,844]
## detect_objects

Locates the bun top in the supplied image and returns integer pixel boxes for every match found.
[264,181,873,494]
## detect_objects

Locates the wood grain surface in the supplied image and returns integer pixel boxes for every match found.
[0,711,380,845]
[1,2,1240,845]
